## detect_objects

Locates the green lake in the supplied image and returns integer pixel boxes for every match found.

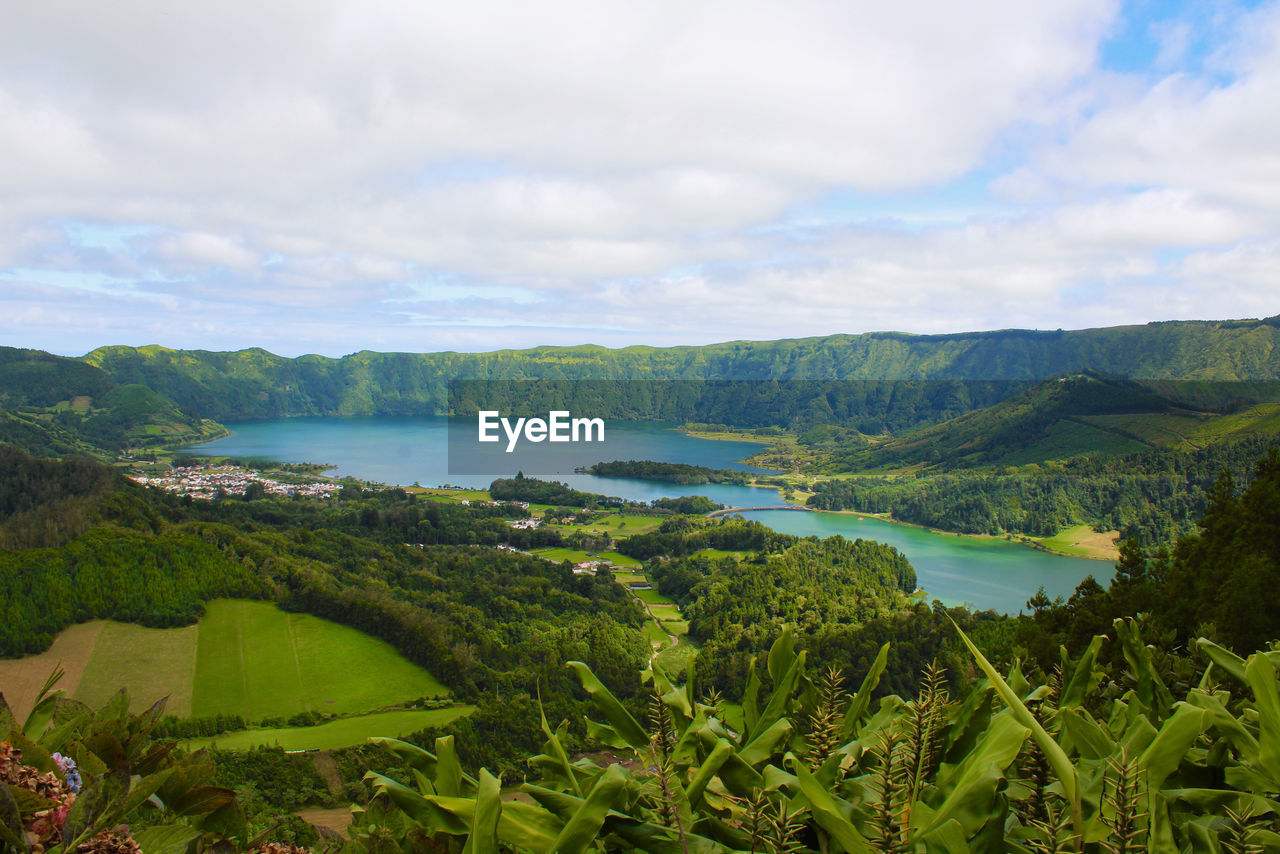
[189,416,1107,614]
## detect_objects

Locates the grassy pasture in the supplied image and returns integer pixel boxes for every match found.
[191,600,449,720]
[415,488,492,502]
[581,514,664,535]
[694,549,750,561]
[631,587,676,606]
[1034,524,1121,561]
[77,622,199,716]
[653,638,698,674]
[1,601,449,729]
[642,621,670,646]
[530,548,643,568]
[181,706,474,752]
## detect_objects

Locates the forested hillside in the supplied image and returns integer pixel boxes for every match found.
[81,317,1280,428]
[0,346,222,457]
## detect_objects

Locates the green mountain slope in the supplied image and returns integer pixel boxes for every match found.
[0,346,224,457]
[80,317,1280,427]
[837,372,1280,472]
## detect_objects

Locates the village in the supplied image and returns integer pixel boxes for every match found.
[131,465,346,500]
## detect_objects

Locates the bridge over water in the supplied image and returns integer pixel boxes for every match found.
[706,505,814,518]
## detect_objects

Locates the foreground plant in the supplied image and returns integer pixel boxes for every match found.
[356,621,1280,852]
[1,669,310,854]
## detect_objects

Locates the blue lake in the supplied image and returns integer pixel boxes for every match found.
[187,416,1108,613]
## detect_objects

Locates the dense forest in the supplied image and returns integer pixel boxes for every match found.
[587,459,752,485]
[807,433,1280,541]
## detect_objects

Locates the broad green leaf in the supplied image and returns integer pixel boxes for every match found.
[496,800,564,852]
[1060,635,1107,708]
[1057,708,1116,760]
[21,666,64,739]
[942,682,993,764]
[7,732,54,774]
[462,769,501,854]
[949,617,1080,821]
[585,718,636,750]
[1114,618,1173,717]
[1197,638,1247,685]
[5,784,55,813]
[742,656,762,734]
[364,772,470,834]
[568,661,649,750]
[788,756,872,853]
[169,785,236,816]
[538,702,583,796]
[131,824,202,854]
[920,818,970,853]
[923,714,1028,837]
[99,767,177,830]
[839,642,889,740]
[685,739,734,809]
[0,779,26,854]
[435,736,466,797]
[711,751,764,796]
[749,651,805,744]
[369,737,440,776]
[0,696,15,746]
[738,718,792,766]
[1138,703,1210,791]
[195,799,248,846]
[1245,652,1280,783]
[1185,690,1258,761]
[522,784,710,854]
[1165,788,1277,815]
[767,625,796,687]
[546,763,628,854]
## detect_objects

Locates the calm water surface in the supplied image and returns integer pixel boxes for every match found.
[188,416,1106,613]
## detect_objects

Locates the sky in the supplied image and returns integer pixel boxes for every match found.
[1,0,1279,357]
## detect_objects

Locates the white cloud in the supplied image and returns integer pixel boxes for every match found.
[2,0,1279,357]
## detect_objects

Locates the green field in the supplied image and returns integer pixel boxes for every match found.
[21,600,452,732]
[76,622,199,716]
[1033,524,1120,560]
[182,706,474,751]
[531,548,643,568]
[642,621,670,645]
[579,514,664,535]
[415,488,492,502]
[694,549,750,561]
[653,637,698,674]
[191,600,449,719]
[632,587,676,605]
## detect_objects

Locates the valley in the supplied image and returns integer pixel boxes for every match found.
[4,319,1280,851]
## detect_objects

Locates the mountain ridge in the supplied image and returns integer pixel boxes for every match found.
[75,317,1280,426]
